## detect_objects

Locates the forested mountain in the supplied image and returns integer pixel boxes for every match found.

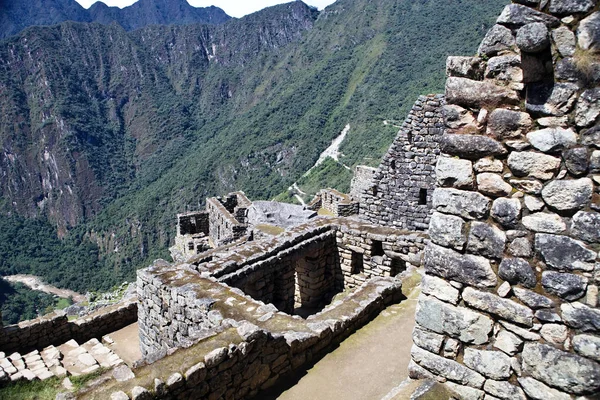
[0,0,230,39]
[0,0,507,296]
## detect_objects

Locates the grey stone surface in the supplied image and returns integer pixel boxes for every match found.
[591,149,600,173]
[582,124,600,148]
[540,323,568,345]
[113,365,135,382]
[444,104,476,129]
[526,127,577,153]
[518,377,572,400]
[444,381,485,400]
[509,178,544,194]
[440,134,507,160]
[507,151,561,180]
[522,212,566,233]
[497,4,560,27]
[542,271,588,301]
[424,243,497,288]
[535,309,562,323]
[516,22,550,52]
[485,55,524,90]
[443,338,460,359]
[573,334,600,362]
[466,221,506,259]
[498,257,537,288]
[552,26,576,57]
[415,295,494,345]
[432,188,491,220]
[486,109,533,139]
[549,0,595,14]
[445,77,519,109]
[421,275,460,305]
[578,11,600,51]
[463,287,534,327]
[412,327,445,354]
[429,212,467,251]
[474,158,504,173]
[411,345,485,388]
[491,198,522,229]
[478,24,516,56]
[476,173,512,197]
[464,348,512,380]
[494,329,523,356]
[435,157,474,189]
[561,302,600,331]
[542,178,594,212]
[526,82,578,117]
[513,287,554,309]
[522,342,600,394]
[110,392,130,400]
[484,379,526,400]
[554,57,579,82]
[131,386,152,400]
[535,233,597,272]
[563,147,589,177]
[508,237,533,257]
[576,88,600,128]
[446,56,484,79]
[572,211,600,243]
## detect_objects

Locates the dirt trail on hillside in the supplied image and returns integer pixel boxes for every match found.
[3,274,86,302]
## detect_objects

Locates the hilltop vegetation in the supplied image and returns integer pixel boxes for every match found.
[0,0,508,319]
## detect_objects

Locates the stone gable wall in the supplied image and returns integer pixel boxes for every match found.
[411,2,600,398]
[360,94,444,231]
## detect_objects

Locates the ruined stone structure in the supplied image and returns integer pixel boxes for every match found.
[308,188,359,217]
[410,2,600,398]
[360,94,444,231]
[350,165,377,200]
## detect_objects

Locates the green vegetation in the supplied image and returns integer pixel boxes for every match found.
[0,279,56,325]
[0,0,508,315]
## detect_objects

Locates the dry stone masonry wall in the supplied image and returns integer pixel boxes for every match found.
[411,2,600,399]
[360,94,444,231]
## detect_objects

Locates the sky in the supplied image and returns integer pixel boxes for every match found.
[74,0,337,18]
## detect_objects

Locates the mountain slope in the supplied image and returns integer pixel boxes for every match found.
[0,0,507,294]
[0,0,230,39]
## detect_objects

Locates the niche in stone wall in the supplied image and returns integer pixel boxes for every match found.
[390,258,406,277]
[351,251,364,275]
[371,240,384,257]
[418,188,427,205]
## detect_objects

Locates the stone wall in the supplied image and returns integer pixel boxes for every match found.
[206,192,250,247]
[411,2,600,399]
[350,165,377,200]
[177,211,209,236]
[310,189,359,217]
[360,94,444,231]
[0,299,137,354]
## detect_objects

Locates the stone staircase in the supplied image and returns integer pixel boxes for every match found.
[0,338,124,384]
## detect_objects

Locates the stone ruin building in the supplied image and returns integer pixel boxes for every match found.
[1,1,600,399]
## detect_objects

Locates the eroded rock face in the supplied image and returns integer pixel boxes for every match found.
[466,221,506,259]
[526,127,577,152]
[522,342,600,395]
[552,25,576,57]
[573,334,600,362]
[429,212,467,250]
[526,82,578,116]
[561,302,600,331]
[435,157,474,189]
[440,134,507,160]
[518,377,573,400]
[549,0,596,15]
[542,271,588,301]
[576,88,600,128]
[491,197,522,228]
[571,211,600,243]
[507,151,561,180]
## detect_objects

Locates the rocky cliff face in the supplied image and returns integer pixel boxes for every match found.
[0,0,230,39]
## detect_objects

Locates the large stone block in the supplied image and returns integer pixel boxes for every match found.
[542,271,588,301]
[541,178,594,212]
[518,377,572,400]
[440,134,507,160]
[578,12,600,51]
[432,188,491,220]
[535,233,596,272]
[526,127,577,153]
[415,295,493,345]
[476,173,512,198]
[411,345,485,388]
[412,327,445,354]
[464,348,512,380]
[424,242,497,288]
[526,82,578,117]
[571,211,600,243]
[549,0,595,14]
[478,24,516,56]
[516,22,550,53]
[522,342,600,395]
[561,302,600,331]
[576,88,600,128]
[463,287,534,327]
[507,151,561,180]
[429,212,466,250]
[486,108,533,139]
[491,198,522,229]
[498,258,537,288]
[513,287,554,309]
[522,212,566,233]
[573,334,600,362]
[445,77,519,108]
[484,379,526,400]
[466,221,506,259]
[435,157,474,189]
[497,4,560,27]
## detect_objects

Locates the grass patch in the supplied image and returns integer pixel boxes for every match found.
[0,369,106,400]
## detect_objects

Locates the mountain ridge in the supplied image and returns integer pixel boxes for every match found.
[0,0,231,39]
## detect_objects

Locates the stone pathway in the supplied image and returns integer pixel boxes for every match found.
[0,338,124,384]
[273,275,421,400]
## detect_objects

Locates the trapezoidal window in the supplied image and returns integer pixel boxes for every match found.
[351,251,364,275]
[419,188,428,205]
[371,240,384,257]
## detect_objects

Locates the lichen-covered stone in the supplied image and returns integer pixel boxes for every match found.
[563,147,589,177]
[494,329,523,356]
[526,127,577,153]
[535,233,597,271]
[541,178,594,212]
[510,178,544,194]
[486,109,533,139]
[522,212,566,233]
[507,151,561,180]
[571,211,600,243]
[463,287,534,327]
[424,242,497,288]
[478,24,516,56]
[582,124,600,148]
[440,134,507,160]
[576,88,600,128]
[421,275,460,305]
[429,212,467,251]
[535,309,562,323]
[578,11,600,51]
[435,157,474,189]
[516,22,550,53]
[572,334,600,362]
[466,221,506,259]
[549,0,595,14]
[464,348,512,380]
[491,198,522,230]
[542,271,588,301]
[446,77,519,108]
[508,237,533,257]
[497,4,560,27]
[412,327,445,354]
[522,342,600,394]
[526,82,578,116]
[484,379,526,400]
[513,287,554,309]
[446,56,484,79]
[415,295,493,345]
[518,377,572,400]
[411,345,485,388]
[540,323,568,345]
[552,26,576,57]
[485,55,524,90]
[432,188,491,220]
[561,302,600,331]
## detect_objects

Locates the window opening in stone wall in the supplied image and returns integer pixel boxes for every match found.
[390,258,406,277]
[371,240,384,257]
[188,242,194,251]
[351,251,364,275]
[390,160,396,170]
[407,132,413,143]
[419,188,427,205]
